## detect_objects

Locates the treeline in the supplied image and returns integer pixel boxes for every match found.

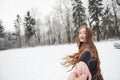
[0,0,120,50]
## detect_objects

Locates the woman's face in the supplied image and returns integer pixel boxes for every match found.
[79,28,87,42]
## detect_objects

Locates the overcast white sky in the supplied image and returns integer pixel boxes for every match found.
[0,0,56,32]
[0,0,110,32]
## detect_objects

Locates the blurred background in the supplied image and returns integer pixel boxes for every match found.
[0,0,120,49]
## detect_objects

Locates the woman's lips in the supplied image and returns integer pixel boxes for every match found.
[80,37,85,40]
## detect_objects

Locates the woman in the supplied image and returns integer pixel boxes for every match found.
[62,24,103,80]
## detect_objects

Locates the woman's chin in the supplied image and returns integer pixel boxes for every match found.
[80,40,85,42]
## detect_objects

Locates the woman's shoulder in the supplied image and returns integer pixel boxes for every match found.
[82,50,91,58]
[81,47,92,58]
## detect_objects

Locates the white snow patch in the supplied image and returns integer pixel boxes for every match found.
[0,40,120,80]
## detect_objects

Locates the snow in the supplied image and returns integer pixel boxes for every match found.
[0,40,120,80]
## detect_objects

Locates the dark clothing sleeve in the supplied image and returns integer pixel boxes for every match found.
[79,51,98,78]
[79,51,91,65]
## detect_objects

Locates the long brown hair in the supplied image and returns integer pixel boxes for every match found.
[62,25,103,79]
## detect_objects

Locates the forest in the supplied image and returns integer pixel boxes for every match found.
[0,0,120,50]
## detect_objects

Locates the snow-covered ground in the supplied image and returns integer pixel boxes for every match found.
[0,40,120,80]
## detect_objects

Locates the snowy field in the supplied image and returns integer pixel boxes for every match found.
[0,40,120,80]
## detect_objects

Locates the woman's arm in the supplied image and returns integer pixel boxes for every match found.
[67,61,91,80]
[76,61,92,80]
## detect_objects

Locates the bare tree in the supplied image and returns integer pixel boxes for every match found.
[35,19,41,45]
[45,16,53,45]
[61,0,73,43]
[54,0,73,43]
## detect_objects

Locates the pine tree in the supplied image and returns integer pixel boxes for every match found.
[111,0,120,38]
[24,11,36,46]
[72,0,86,41]
[0,20,5,38]
[102,6,114,39]
[88,0,103,41]
[116,0,120,6]
[14,14,22,48]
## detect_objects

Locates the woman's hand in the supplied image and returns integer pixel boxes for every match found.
[67,61,92,80]
[76,61,92,80]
